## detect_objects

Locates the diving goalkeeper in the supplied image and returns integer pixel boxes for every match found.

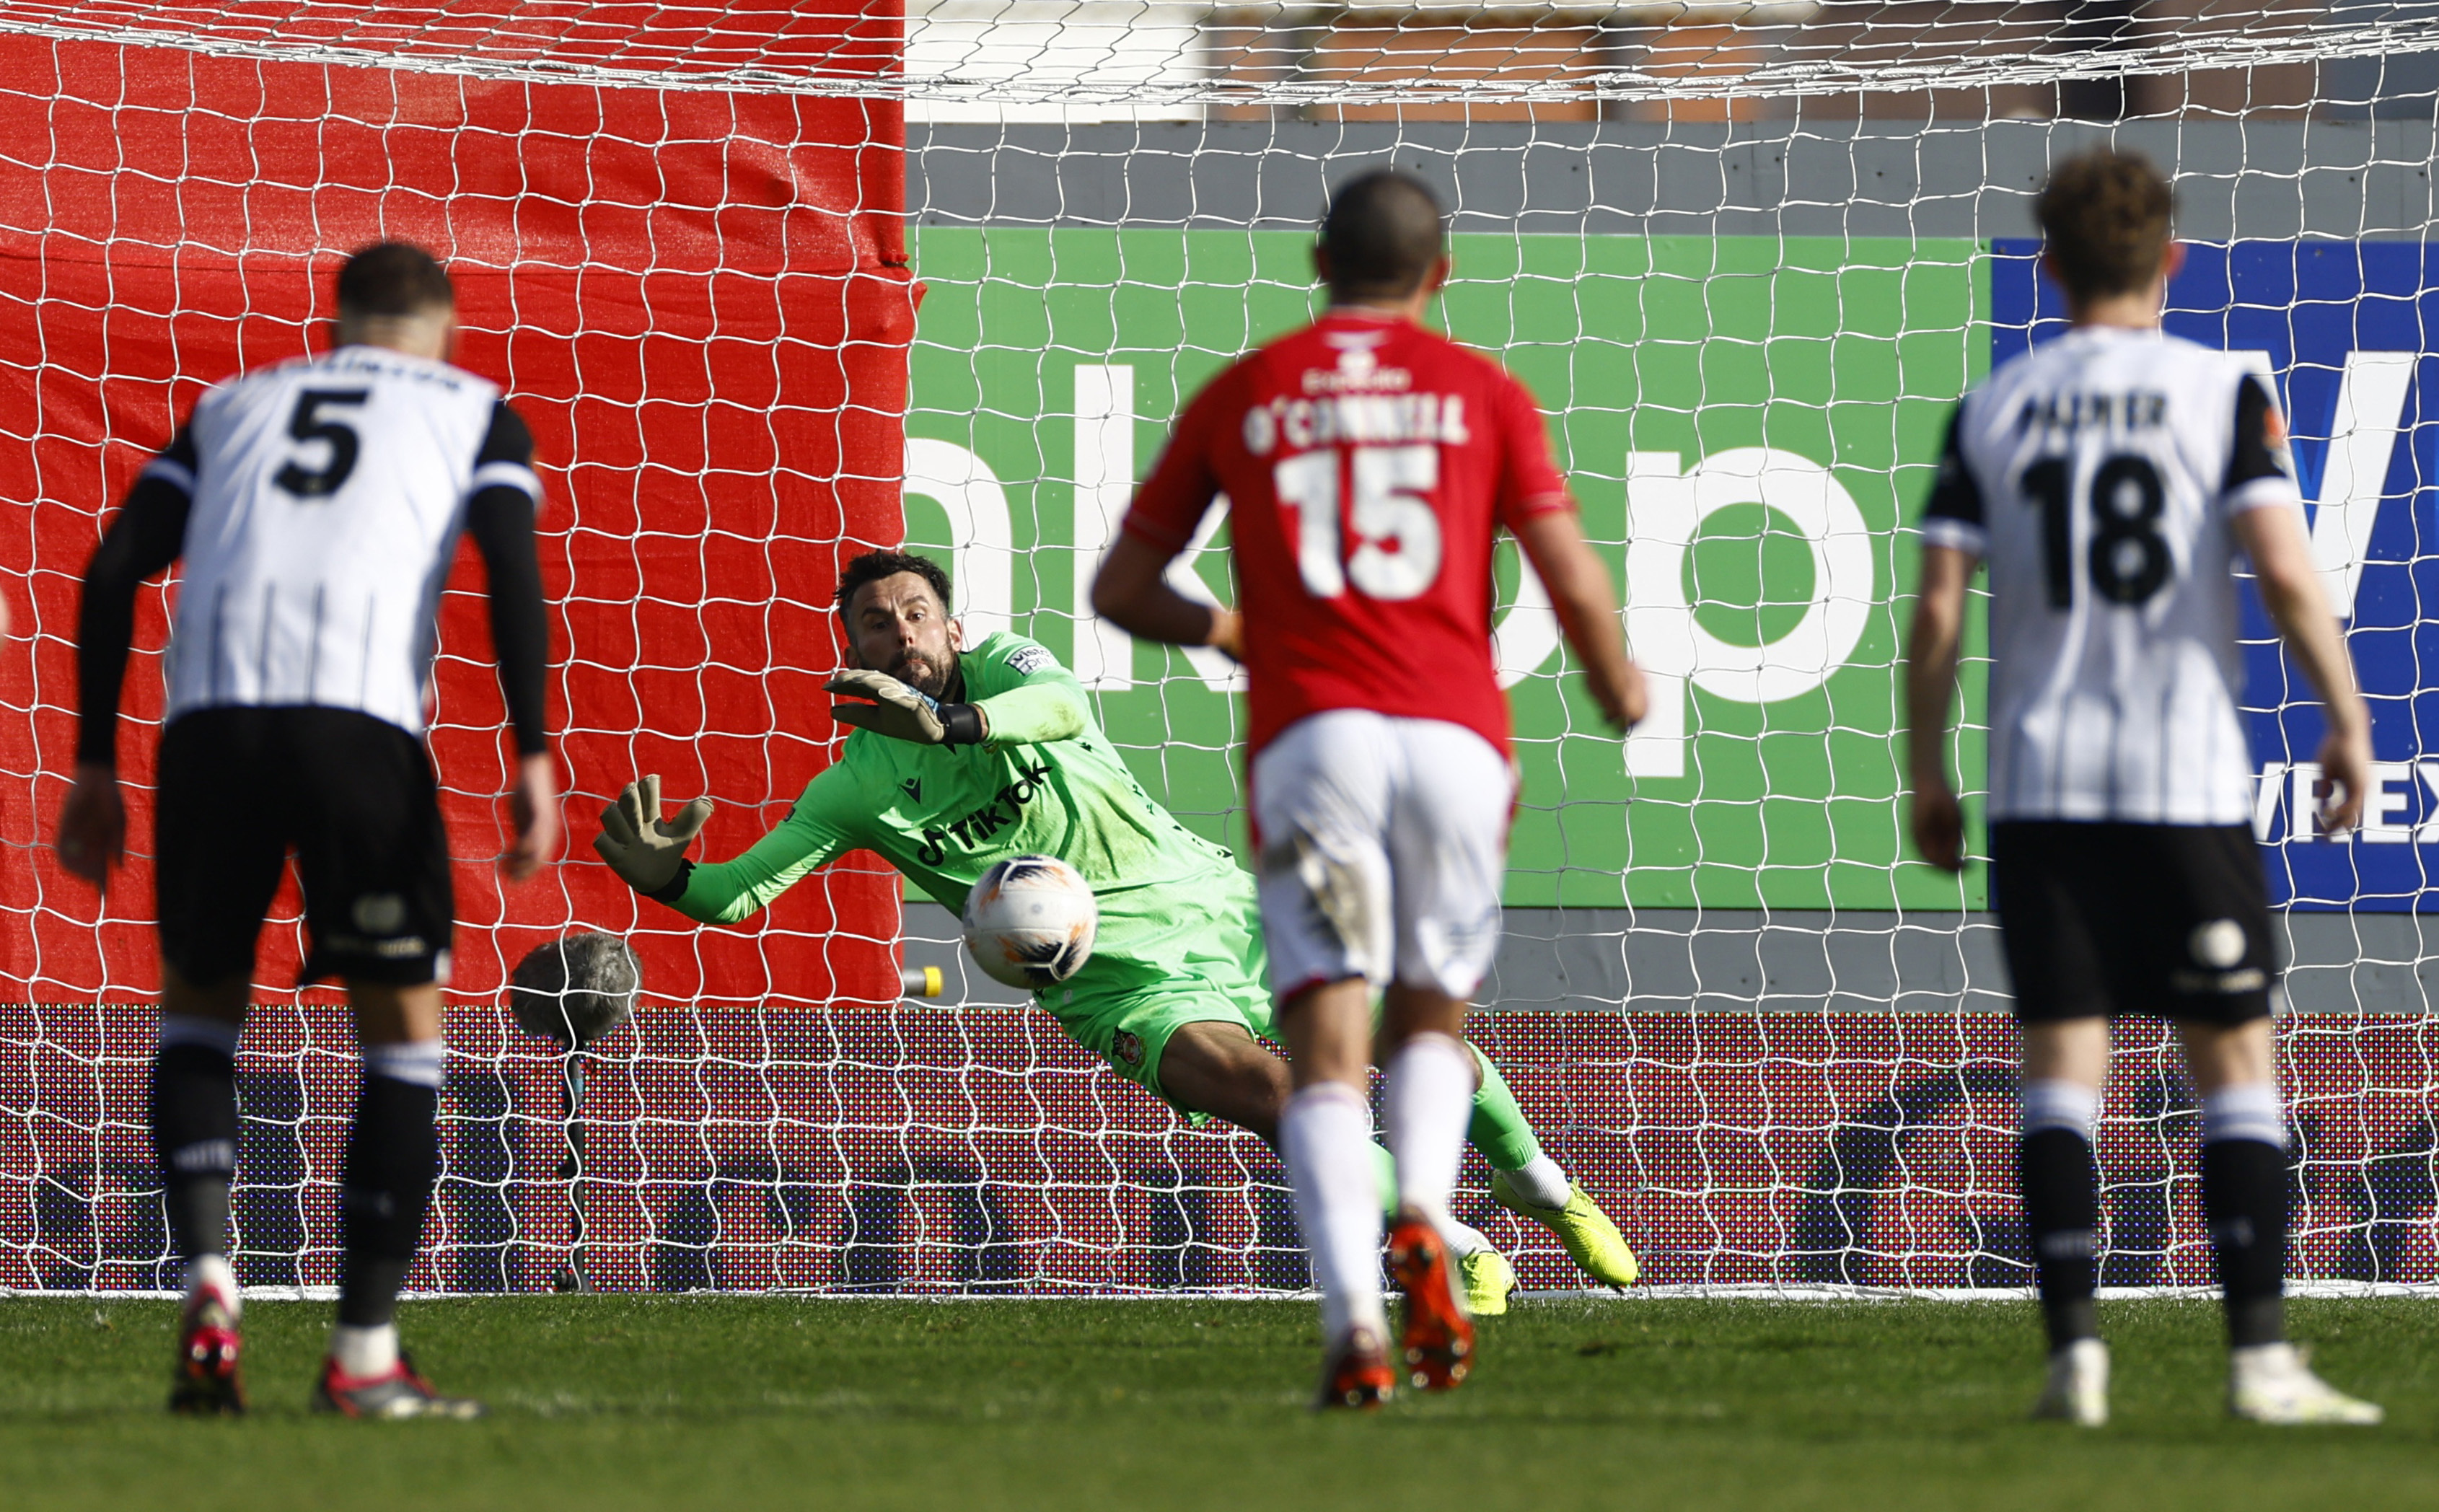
[592,548,1636,1309]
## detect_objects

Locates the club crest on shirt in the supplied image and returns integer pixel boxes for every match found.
[1112,1031,1145,1068]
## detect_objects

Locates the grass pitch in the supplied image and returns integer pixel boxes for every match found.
[4,1295,2434,1511]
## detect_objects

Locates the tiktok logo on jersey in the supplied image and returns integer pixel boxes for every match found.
[913,762,1052,866]
[2000,238,2439,906]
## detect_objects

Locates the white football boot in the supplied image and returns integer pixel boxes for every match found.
[2031,1338,2109,1426]
[2228,1343,2383,1425]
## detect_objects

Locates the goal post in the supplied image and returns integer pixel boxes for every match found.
[9,1,2439,1295]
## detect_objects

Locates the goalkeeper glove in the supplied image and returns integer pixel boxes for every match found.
[827,670,985,745]
[594,774,713,901]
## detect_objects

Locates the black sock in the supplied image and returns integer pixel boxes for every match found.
[151,1042,239,1262]
[338,1073,439,1329]
[2019,1128,2099,1350]
[2202,1138,2288,1349]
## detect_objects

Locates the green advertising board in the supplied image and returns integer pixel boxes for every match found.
[905,229,1990,909]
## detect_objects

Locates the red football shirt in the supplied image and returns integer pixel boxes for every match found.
[1124,307,1575,757]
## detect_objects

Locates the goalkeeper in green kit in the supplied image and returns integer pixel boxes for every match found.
[592,549,1638,1309]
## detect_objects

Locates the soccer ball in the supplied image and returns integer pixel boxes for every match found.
[962,856,1099,990]
[508,931,641,1048]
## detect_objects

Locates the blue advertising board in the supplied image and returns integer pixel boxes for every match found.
[1994,239,2439,909]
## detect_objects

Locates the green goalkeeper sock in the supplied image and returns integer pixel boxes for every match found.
[1363,1055,1539,1203]
[1467,1044,1544,1172]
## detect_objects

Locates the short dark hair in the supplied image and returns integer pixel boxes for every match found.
[336,242,454,318]
[2036,149,2174,301]
[836,549,953,618]
[1319,171,1445,301]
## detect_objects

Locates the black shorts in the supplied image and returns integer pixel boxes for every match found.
[1990,821,2274,1027]
[155,706,454,987]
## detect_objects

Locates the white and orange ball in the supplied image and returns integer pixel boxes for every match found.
[961,856,1099,990]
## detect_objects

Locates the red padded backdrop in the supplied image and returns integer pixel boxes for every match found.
[0,14,912,1010]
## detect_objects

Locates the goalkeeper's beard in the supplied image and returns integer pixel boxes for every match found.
[882,647,954,700]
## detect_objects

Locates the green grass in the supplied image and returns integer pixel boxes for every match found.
[5,1296,2435,1511]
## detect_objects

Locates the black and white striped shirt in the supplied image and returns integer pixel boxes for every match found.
[1922,327,2300,827]
[76,345,549,765]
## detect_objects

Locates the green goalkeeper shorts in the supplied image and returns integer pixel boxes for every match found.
[1039,894,1278,1120]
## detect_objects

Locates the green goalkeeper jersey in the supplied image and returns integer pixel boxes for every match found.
[662,630,1257,997]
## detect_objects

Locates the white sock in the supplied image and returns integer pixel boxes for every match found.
[1439,1216,1492,1259]
[1281,1082,1387,1342]
[187,1252,239,1318]
[362,1038,446,1090]
[1364,1143,1491,1255]
[1500,1153,1573,1210]
[2022,1078,2101,1139]
[330,1322,400,1379]
[1384,1032,1473,1224]
[2202,1083,2287,1149]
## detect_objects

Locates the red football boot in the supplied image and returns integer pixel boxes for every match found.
[167,1286,247,1416]
[1314,1325,1396,1411]
[312,1352,485,1420]
[1390,1217,1475,1392]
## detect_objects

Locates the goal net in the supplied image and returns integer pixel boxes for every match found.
[8,1,2439,1296]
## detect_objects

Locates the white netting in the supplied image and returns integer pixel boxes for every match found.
[0,2,2432,107]
[8,2,2439,1296]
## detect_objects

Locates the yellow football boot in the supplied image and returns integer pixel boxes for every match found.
[1457,1247,1516,1317]
[1490,1174,1640,1289]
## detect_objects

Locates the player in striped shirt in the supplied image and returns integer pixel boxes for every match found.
[1907,149,2380,1425]
[60,244,558,1418]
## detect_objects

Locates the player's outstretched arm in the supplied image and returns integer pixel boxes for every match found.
[826,664,1095,750]
[594,770,856,926]
[2234,501,2372,831]
[59,451,193,885]
[1511,509,1644,733]
[825,669,986,744]
[1090,533,1242,659]
[594,775,713,897]
[1903,543,1977,873]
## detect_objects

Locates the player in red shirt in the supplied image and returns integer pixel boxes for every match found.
[1095,171,1643,1406]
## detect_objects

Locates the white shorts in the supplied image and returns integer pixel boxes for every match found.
[1249,710,1515,1003]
